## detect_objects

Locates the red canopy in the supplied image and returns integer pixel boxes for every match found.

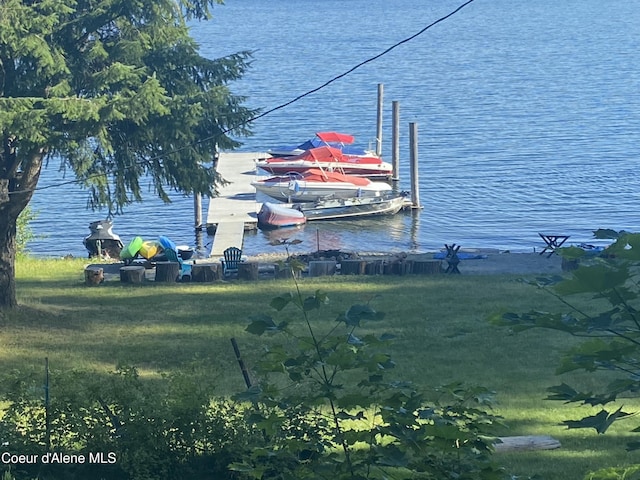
[297,146,344,162]
[315,132,355,144]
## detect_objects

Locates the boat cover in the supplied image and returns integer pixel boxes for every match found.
[315,132,355,144]
[298,169,371,185]
[258,202,306,228]
[300,146,344,162]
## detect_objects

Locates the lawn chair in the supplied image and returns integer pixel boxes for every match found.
[221,247,243,278]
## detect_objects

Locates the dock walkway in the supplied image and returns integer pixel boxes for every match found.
[206,152,266,257]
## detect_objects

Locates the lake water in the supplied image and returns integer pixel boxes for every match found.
[27,0,640,258]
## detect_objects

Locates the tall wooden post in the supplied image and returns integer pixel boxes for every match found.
[409,122,421,208]
[376,83,384,156]
[194,193,202,229]
[391,100,400,181]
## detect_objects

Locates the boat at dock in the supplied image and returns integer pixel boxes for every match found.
[300,193,407,220]
[251,168,392,202]
[257,193,407,228]
[257,202,307,228]
[255,146,393,179]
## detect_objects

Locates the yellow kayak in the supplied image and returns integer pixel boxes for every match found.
[138,240,161,260]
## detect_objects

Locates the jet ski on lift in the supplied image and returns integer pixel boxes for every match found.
[83,220,124,258]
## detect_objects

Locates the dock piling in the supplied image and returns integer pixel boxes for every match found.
[376,83,384,156]
[194,193,202,229]
[391,100,400,181]
[409,122,421,209]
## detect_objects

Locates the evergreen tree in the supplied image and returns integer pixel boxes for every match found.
[0,0,256,307]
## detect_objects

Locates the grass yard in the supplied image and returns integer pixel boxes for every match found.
[3,257,640,479]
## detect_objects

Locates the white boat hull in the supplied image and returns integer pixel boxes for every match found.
[252,178,392,202]
[299,194,406,220]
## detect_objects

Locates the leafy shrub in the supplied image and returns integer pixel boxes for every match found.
[232,245,503,480]
[0,365,253,480]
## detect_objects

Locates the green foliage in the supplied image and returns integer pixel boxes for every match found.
[15,206,37,257]
[0,364,254,480]
[490,230,640,446]
[235,245,503,479]
[585,465,640,480]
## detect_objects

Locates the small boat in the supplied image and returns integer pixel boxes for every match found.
[298,193,407,221]
[256,146,393,179]
[251,168,392,202]
[257,202,307,229]
[267,131,372,157]
[259,193,406,227]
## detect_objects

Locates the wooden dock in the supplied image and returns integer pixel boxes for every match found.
[206,152,266,257]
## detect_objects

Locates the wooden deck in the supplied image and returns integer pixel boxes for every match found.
[206,152,266,257]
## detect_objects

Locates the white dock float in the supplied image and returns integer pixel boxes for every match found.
[206,152,267,257]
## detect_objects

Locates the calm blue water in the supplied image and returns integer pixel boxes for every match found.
[28,0,640,258]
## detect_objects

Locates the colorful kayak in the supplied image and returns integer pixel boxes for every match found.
[120,236,144,260]
[139,240,161,260]
[158,236,192,280]
[158,235,177,252]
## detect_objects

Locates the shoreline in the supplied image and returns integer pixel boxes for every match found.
[82,250,565,280]
[245,250,564,276]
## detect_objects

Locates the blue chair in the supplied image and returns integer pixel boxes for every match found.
[221,247,243,278]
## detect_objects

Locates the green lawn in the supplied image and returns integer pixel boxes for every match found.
[4,257,640,479]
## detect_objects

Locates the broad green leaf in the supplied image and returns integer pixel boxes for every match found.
[555,264,629,295]
[557,339,637,375]
[545,383,611,406]
[341,304,385,327]
[593,228,623,240]
[270,293,293,311]
[245,315,277,335]
[562,406,632,434]
[607,378,640,397]
[303,291,329,312]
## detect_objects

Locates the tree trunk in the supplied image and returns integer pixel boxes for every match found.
[0,148,44,308]
[0,218,18,308]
